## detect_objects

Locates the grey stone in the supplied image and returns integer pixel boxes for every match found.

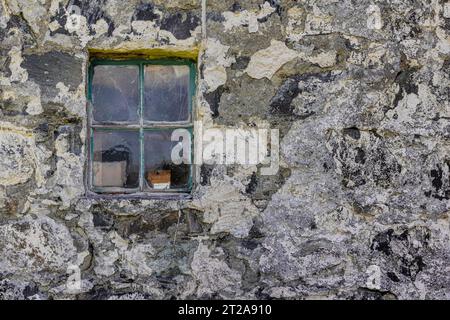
[0,0,449,300]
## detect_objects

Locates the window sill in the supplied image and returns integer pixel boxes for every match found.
[84,190,192,201]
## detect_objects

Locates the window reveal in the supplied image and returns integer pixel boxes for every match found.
[87,59,195,194]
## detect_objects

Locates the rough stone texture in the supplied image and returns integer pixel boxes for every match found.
[0,0,449,300]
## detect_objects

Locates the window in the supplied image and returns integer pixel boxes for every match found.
[87,59,195,195]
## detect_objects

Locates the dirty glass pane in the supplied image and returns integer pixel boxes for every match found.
[92,65,139,123]
[144,65,190,122]
[92,130,140,189]
[144,130,191,190]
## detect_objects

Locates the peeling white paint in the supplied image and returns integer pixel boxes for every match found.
[8,46,28,83]
[222,1,276,34]
[5,0,47,34]
[191,242,242,297]
[203,38,235,92]
[307,50,337,68]
[26,95,43,115]
[245,40,298,80]
[286,6,305,42]
[445,3,450,18]
[366,5,383,30]
[190,176,258,238]
[0,215,77,281]
[0,122,39,186]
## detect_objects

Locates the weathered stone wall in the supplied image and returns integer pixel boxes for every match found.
[0,0,449,299]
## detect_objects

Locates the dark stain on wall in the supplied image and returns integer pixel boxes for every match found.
[269,72,335,118]
[22,51,83,98]
[160,12,200,40]
[132,3,160,22]
[50,0,115,37]
[204,86,226,118]
[425,162,450,201]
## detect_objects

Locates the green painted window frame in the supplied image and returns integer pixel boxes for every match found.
[87,58,196,196]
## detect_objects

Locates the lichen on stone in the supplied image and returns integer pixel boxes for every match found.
[0,0,449,300]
